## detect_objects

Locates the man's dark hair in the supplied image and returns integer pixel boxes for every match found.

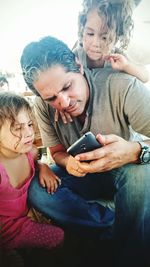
[20,36,80,96]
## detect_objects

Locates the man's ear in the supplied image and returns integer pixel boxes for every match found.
[75,57,84,75]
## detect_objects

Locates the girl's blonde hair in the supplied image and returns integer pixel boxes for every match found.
[0,92,33,134]
[78,0,134,51]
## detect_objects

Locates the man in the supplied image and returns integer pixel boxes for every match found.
[21,36,150,266]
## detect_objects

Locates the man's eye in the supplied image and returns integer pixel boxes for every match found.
[46,96,57,102]
[63,83,71,91]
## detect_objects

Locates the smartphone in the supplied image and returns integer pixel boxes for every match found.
[67,131,102,157]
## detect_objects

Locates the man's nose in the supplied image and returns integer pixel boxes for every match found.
[57,92,70,109]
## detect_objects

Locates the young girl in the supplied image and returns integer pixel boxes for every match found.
[0,92,64,250]
[76,0,149,80]
[55,0,149,123]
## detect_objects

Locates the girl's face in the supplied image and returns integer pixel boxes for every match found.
[0,109,34,157]
[82,9,116,61]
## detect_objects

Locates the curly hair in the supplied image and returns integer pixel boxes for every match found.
[78,0,135,51]
[0,92,33,135]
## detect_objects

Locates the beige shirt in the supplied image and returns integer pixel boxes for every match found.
[34,68,150,148]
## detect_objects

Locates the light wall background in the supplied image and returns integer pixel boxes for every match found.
[0,0,150,74]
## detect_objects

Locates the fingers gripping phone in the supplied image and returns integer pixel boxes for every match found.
[67,131,102,157]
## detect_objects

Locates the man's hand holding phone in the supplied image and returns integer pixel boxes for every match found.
[67,132,102,157]
[66,132,102,176]
[74,133,139,174]
[66,155,87,177]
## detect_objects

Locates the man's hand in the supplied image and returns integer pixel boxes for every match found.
[54,109,73,123]
[66,155,87,177]
[38,163,61,194]
[75,134,140,173]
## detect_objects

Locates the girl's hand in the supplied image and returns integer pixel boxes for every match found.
[39,163,61,194]
[105,53,129,71]
[66,155,87,177]
[54,109,73,124]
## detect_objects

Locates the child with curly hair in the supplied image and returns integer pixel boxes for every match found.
[0,92,64,250]
[55,0,149,123]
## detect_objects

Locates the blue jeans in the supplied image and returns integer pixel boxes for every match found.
[28,163,150,265]
[29,165,115,232]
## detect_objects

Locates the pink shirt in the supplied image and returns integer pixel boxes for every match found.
[0,152,35,244]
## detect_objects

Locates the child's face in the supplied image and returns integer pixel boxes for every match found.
[82,9,116,61]
[0,109,34,155]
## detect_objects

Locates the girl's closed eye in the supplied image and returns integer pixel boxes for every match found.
[84,28,94,37]
[14,124,22,131]
[87,32,94,36]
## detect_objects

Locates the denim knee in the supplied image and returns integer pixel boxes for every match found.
[114,163,150,197]
[114,164,150,238]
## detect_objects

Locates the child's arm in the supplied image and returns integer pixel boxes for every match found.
[107,53,149,83]
[37,163,61,194]
[32,146,61,194]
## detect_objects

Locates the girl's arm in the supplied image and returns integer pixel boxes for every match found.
[121,61,149,83]
[107,53,149,83]
[31,146,61,194]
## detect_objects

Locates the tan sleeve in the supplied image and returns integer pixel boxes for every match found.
[34,97,60,147]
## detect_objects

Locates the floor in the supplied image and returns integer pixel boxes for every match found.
[0,231,114,267]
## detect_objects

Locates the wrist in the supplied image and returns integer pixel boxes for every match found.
[122,62,132,73]
[36,161,48,170]
[130,142,141,163]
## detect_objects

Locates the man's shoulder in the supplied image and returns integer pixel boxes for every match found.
[93,68,137,85]
[110,71,137,82]
[88,68,144,98]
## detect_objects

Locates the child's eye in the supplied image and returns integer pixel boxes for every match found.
[14,127,21,131]
[101,36,107,41]
[28,123,33,127]
[87,32,94,36]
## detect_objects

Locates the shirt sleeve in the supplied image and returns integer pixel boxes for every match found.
[110,73,150,138]
[34,97,61,147]
[124,78,150,137]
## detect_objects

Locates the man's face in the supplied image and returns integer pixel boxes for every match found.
[33,65,89,117]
